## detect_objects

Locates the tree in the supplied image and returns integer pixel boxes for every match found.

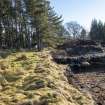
[89,19,105,41]
[65,21,82,39]
[0,0,63,50]
[80,28,87,40]
[89,19,98,40]
[97,20,105,41]
[41,1,63,47]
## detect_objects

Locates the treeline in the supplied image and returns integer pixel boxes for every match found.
[65,19,105,42]
[0,0,64,50]
[89,19,105,41]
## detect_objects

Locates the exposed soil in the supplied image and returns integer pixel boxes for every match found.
[53,40,105,105]
[68,67,105,105]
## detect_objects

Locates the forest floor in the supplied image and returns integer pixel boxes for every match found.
[0,49,94,105]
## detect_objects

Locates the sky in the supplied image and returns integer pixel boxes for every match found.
[50,0,105,30]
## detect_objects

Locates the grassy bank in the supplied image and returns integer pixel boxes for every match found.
[0,49,94,105]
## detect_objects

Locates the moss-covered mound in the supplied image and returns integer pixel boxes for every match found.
[0,49,94,105]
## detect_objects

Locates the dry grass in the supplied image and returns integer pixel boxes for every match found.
[0,49,94,105]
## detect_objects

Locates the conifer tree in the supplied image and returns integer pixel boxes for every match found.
[0,0,64,50]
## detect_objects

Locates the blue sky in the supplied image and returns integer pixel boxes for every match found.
[50,0,105,29]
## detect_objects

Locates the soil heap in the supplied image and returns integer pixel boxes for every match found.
[53,39,105,105]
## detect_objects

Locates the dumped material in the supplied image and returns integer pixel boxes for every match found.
[53,40,105,69]
[53,39,105,105]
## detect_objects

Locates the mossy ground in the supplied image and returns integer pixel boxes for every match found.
[0,49,94,105]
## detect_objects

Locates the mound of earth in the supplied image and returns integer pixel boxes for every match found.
[55,39,104,56]
[53,40,105,66]
[57,40,99,49]
[52,40,105,105]
[0,49,94,105]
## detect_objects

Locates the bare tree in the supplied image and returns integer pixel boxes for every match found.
[65,21,82,39]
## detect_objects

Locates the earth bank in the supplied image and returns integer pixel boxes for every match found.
[0,49,94,105]
[53,40,105,105]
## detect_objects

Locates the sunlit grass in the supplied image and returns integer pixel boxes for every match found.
[0,49,94,105]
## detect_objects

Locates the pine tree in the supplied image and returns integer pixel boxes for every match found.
[89,19,105,41]
[89,19,98,40]
[0,0,63,50]
[80,28,87,40]
[43,1,63,47]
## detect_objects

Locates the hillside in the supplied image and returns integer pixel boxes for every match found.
[0,49,94,105]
